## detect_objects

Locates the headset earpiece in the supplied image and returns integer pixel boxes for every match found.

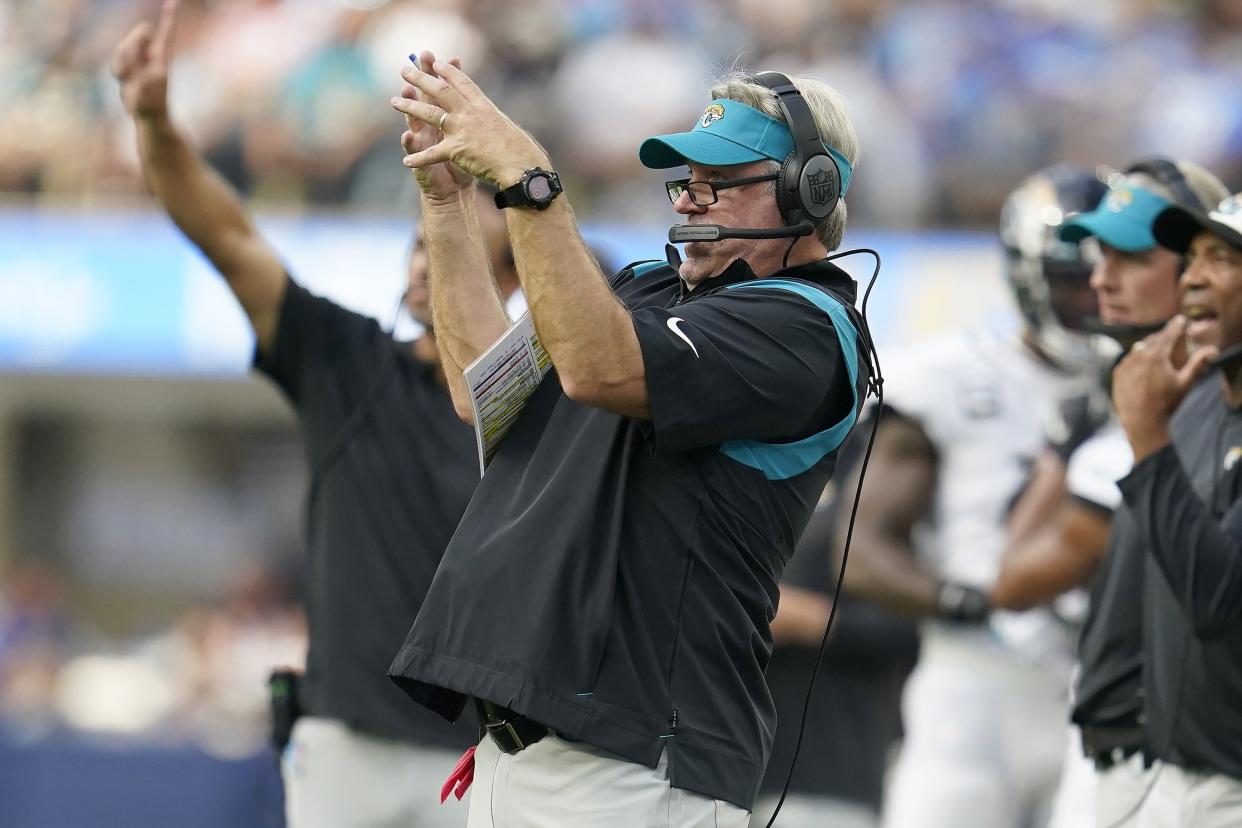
[797,152,841,221]
[753,71,843,227]
[1124,156,1203,212]
[774,149,798,225]
[773,149,842,227]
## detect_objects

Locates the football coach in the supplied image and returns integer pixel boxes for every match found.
[387,53,870,827]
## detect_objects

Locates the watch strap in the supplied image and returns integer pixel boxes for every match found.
[494,168,561,210]
[494,180,528,210]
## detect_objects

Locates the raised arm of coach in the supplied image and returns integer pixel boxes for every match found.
[113,0,286,354]
[392,53,648,421]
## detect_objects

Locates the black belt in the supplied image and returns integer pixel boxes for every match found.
[474,699,549,754]
[1081,723,1144,770]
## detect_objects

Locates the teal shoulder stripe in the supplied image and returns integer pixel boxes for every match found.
[629,260,667,279]
[718,279,861,480]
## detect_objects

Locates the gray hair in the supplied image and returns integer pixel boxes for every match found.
[709,71,860,251]
[1124,159,1229,212]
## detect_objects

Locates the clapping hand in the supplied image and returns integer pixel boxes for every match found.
[391,53,548,194]
[397,52,476,202]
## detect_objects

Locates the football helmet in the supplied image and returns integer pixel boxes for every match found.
[999,165,1115,372]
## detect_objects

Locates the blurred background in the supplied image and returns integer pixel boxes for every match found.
[1,0,1240,825]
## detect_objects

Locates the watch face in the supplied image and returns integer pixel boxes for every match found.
[527,175,553,201]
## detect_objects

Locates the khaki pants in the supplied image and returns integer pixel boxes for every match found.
[466,732,750,828]
[282,716,469,828]
[1096,752,1156,827]
[1048,727,1154,828]
[882,635,1067,828]
[750,793,877,828]
[1135,762,1242,828]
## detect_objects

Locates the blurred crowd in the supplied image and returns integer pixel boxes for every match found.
[0,558,305,755]
[3,0,1242,226]
[3,1,1242,824]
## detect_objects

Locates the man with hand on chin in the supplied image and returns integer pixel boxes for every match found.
[387,54,869,827]
[1112,194,1242,827]
[987,160,1228,828]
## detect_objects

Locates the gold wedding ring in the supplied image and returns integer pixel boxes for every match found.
[438,112,448,131]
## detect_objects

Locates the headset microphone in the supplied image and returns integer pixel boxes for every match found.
[1082,318,1166,341]
[668,222,815,243]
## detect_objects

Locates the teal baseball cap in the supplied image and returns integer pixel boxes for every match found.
[1058,184,1172,252]
[639,98,852,195]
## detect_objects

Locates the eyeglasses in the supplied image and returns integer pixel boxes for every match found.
[664,173,778,207]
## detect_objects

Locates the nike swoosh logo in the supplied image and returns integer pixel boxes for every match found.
[666,317,699,358]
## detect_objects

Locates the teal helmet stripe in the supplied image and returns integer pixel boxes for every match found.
[718,279,861,481]
[629,261,666,279]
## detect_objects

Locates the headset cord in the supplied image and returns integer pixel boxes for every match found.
[764,249,883,828]
[782,235,799,270]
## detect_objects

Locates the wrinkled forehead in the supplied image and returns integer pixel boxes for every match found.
[1190,231,1241,258]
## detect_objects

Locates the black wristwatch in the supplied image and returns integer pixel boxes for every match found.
[936,579,991,624]
[494,168,563,211]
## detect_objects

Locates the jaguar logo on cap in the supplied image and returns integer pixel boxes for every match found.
[700,103,725,128]
[1106,188,1134,212]
[1218,195,1242,217]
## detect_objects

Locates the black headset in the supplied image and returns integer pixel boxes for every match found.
[752,71,845,228]
[1125,156,1204,212]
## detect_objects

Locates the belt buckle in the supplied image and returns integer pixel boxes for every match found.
[485,718,526,753]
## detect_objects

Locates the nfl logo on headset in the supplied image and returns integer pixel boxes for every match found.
[808,169,834,206]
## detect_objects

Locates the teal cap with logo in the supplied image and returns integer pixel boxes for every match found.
[639,98,852,196]
[1058,185,1171,252]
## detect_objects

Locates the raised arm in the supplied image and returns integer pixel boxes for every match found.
[112,0,285,353]
[392,58,649,419]
[398,53,510,423]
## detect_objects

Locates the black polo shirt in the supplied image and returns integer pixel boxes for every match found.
[759,478,918,811]
[389,256,867,809]
[1070,427,1145,734]
[255,278,479,748]
[1071,506,1146,732]
[1121,378,1242,778]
